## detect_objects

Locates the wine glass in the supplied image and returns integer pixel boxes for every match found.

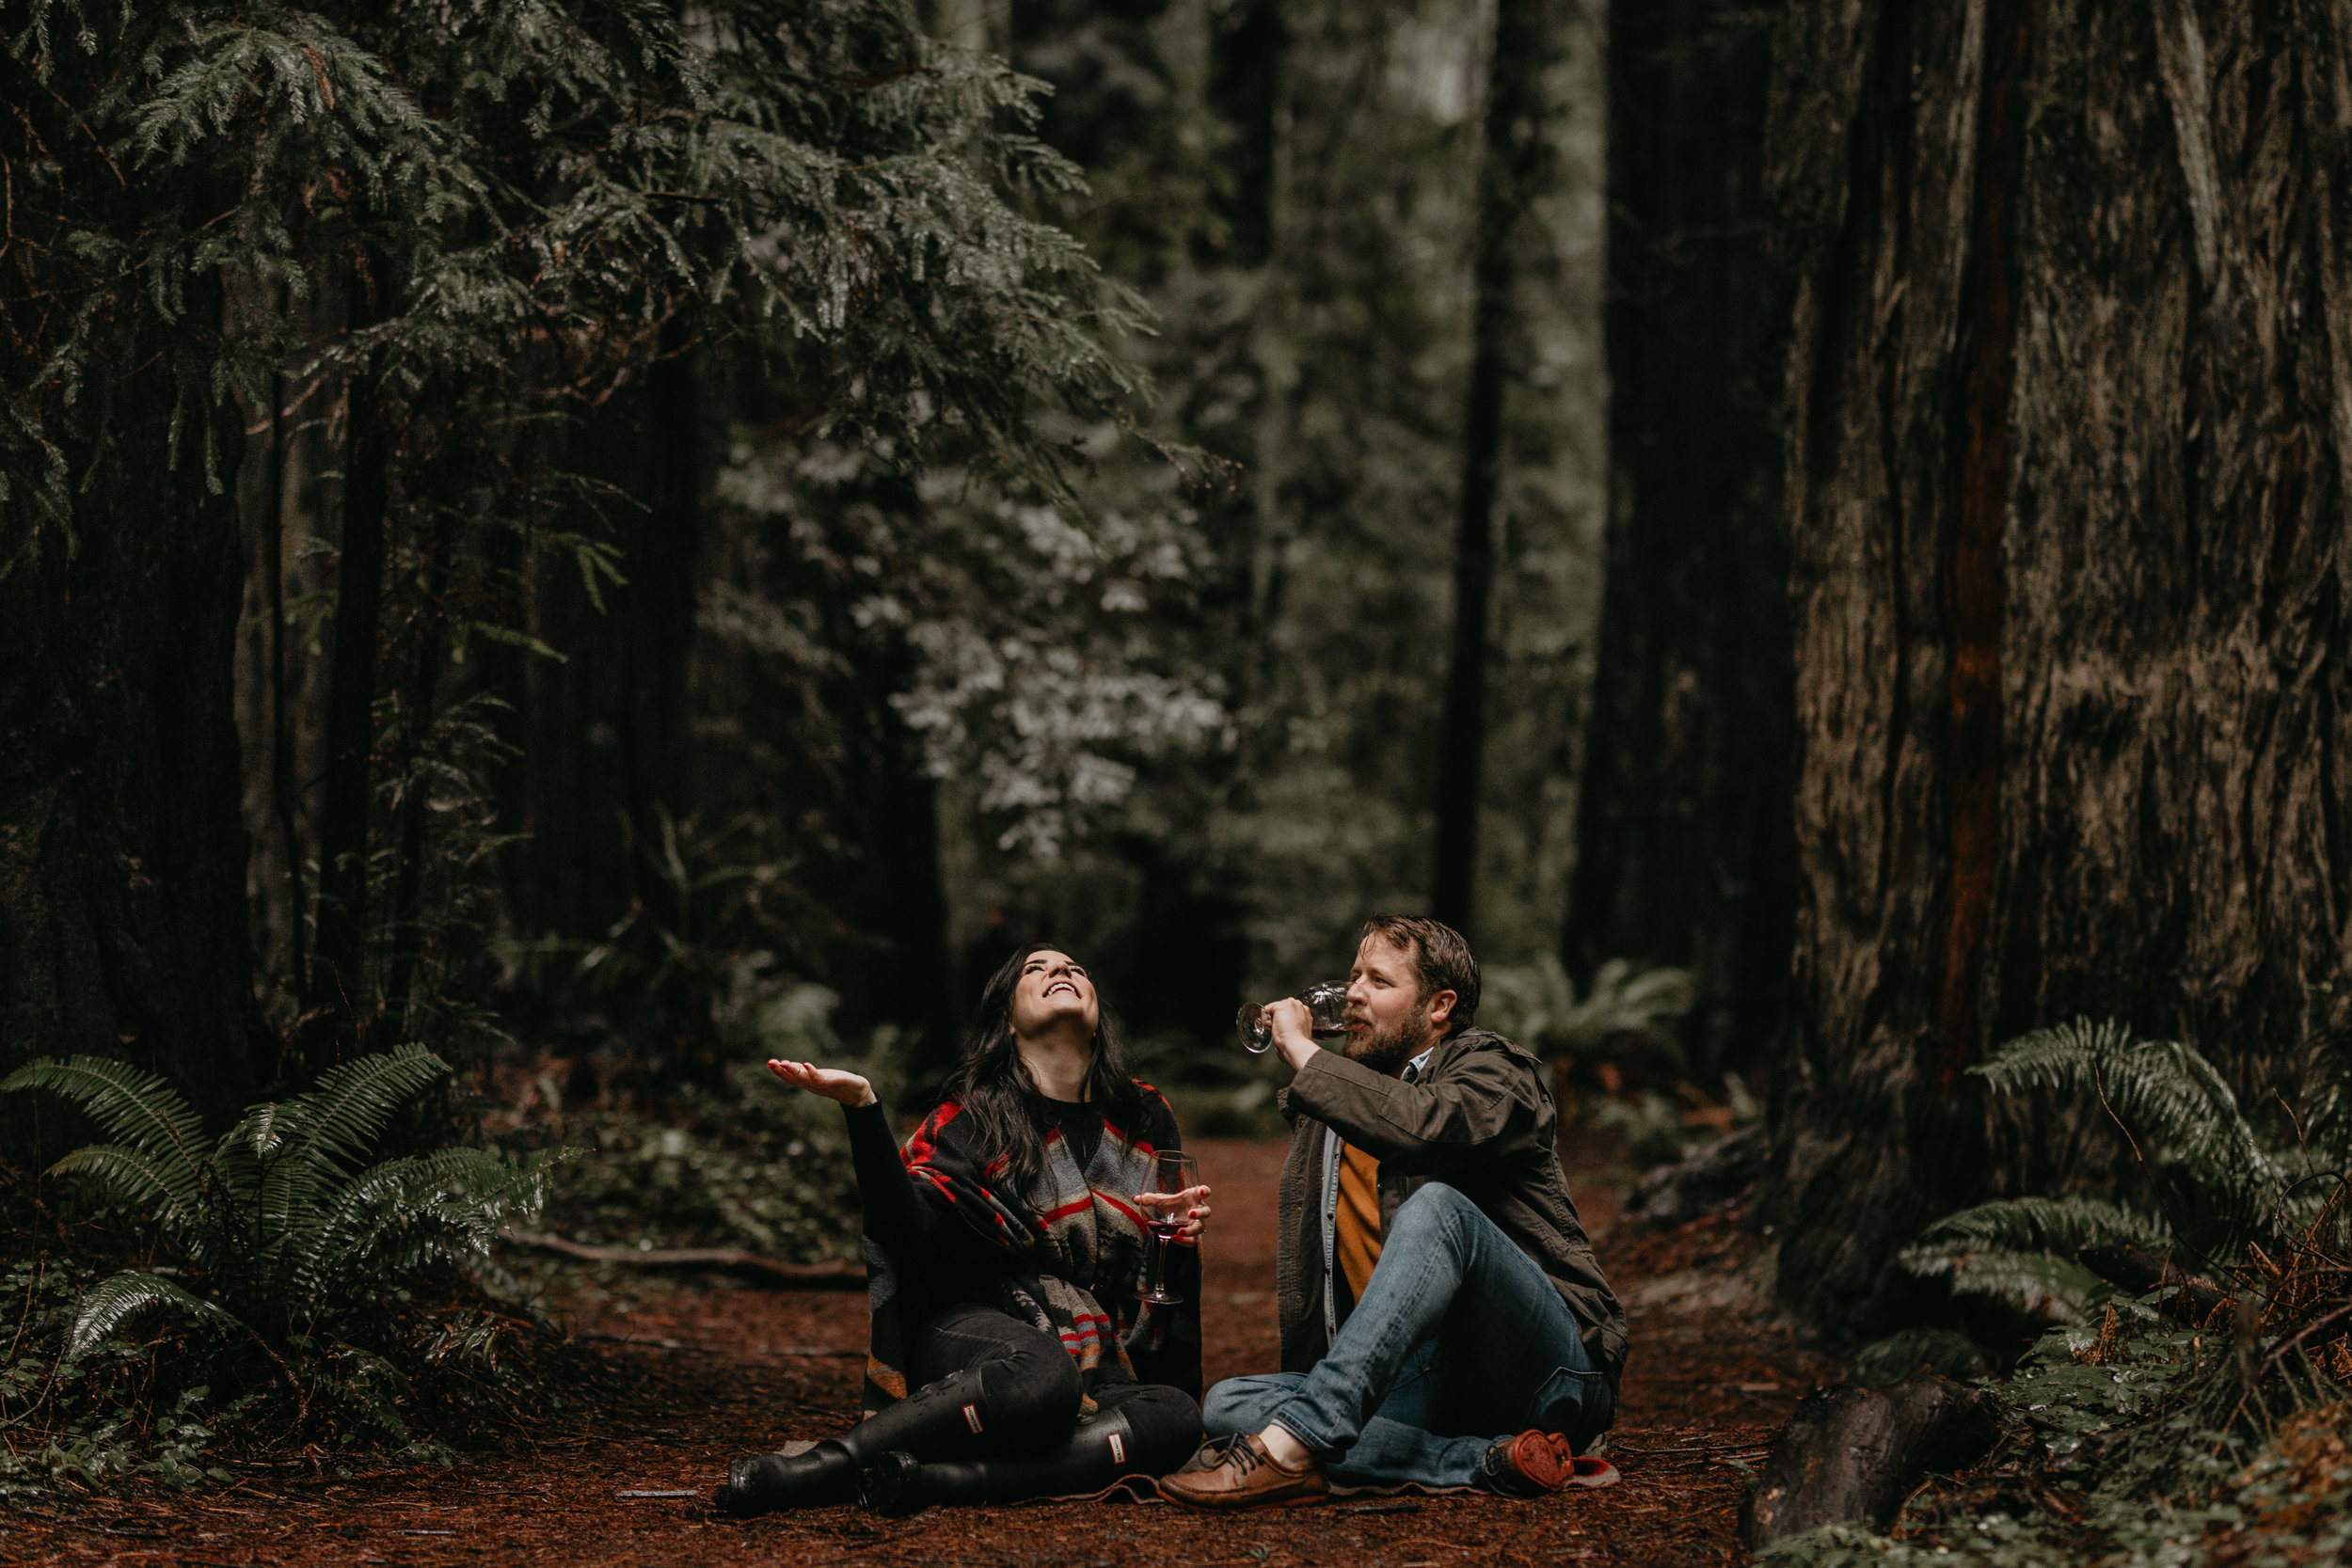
[1138,1151,1201,1305]
[1236,981,1350,1053]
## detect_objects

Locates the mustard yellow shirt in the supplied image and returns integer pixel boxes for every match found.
[1333,1142,1383,1307]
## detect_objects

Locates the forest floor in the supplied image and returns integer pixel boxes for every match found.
[1,1139,1831,1568]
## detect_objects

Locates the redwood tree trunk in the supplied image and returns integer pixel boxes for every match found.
[1760,0,2352,1329]
[1564,0,1792,1080]
[0,295,260,1137]
[1433,0,1565,938]
[310,354,389,1059]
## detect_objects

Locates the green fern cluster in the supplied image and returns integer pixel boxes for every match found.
[1900,1018,2352,1323]
[1480,955,1697,1066]
[2,1051,548,1396]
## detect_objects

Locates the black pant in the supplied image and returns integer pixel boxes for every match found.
[852,1301,1200,1501]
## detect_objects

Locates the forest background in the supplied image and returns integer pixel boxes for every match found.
[7,0,2352,1557]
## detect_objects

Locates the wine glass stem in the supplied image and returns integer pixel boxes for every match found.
[1151,1234,1169,1296]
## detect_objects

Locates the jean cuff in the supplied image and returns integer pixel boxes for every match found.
[1264,1411,1342,1460]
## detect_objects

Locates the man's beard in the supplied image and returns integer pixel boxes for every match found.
[1344,1013,1433,1075]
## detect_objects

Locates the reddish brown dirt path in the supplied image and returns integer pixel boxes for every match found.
[2,1140,1825,1567]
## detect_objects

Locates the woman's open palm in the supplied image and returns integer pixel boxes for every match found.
[767,1058,878,1108]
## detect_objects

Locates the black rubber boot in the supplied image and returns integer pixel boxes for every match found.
[836,1365,1075,1464]
[713,1442,857,1517]
[858,1407,1143,1516]
[721,1362,1079,1516]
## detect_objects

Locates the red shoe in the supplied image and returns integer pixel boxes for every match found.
[1482,1431,1577,1496]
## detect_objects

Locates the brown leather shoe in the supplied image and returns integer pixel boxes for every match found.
[1159,1433,1329,1509]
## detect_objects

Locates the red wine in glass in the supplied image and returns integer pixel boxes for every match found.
[1139,1151,1200,1305]
[1235,981,1350,1053]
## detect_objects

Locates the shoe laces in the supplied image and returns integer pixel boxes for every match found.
[1198,1433,1269,1478]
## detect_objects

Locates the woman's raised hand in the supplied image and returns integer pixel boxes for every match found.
[767,1058,878,1108]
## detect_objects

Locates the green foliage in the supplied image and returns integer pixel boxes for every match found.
[1900,1021,2352,1323]
[502,1062,864,1265]
[1846,1327,1994,1388]
[486,961,884,1261]
[0,1052,562,1475]
[1764,1022,2352,1564]
[885,0,1608,1012]
[1970,1021,2329,1245]
[1903,1197,2174,1324]
[1757,1309,2351,1568]
[0,1259,245,1496]
[5,0,1144,529]
[1482,956,1696,1066]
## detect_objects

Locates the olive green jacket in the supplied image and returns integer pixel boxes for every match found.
[1271,1027,1629,1389]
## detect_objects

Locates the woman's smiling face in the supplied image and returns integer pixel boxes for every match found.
[1008,949,1100,1038]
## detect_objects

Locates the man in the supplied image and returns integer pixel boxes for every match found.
[1162,916,1626,1507]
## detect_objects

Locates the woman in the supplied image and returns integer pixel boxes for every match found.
[714,945,1210,1516]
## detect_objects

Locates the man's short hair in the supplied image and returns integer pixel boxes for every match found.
[1359,915,1480,1035]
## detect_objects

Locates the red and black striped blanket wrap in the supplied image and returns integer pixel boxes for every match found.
[860,1083,1201,1418]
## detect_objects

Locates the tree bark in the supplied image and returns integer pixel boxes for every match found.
[619,321,703,863]
[1433,0,1565,938]
[385,512,451,1027]
[0,285,260,1140]
[1760,0,2352,1330]
[263,372,310,1034]
[310,336,389,1060]
[1564,0,1793,1081]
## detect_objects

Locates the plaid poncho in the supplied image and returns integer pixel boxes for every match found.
[852,1083,1201,1418]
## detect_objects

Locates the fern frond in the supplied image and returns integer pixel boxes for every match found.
[1905,1196,2172,1262]
[42,1144,213,1247]
[236,1099,318,1291]
[64,1271,246,1359]
[1973,1020,2283,1225]
[256,1048,450,1252]
[4,1057,208,1219]
[289,1148,544,1315]
[281,1046,450,1176]
[1909,1246,2112,1324]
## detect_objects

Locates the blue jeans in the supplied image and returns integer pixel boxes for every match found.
[1202,1182,1610,1490]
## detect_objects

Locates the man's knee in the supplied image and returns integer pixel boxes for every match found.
[1390,1180,1480,1243]
[1202,1374,1298,1437]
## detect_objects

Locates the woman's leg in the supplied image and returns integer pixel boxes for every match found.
[860,1382,1204,1514]
[852,1302,1084,1461]
[717,1304,1081,1515]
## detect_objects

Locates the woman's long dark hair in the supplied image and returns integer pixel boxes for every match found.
[942,942,1149,1196]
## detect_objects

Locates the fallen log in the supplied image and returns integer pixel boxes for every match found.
[501,1229,865,1289]
[1741,1374,2000,1548]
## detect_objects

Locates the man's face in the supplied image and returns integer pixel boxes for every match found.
[1343,934,1454,1074]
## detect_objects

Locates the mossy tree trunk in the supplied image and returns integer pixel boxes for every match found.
[1759,0,2352,1329]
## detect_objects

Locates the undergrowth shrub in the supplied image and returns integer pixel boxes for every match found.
[484,964,876,1263]
[1776,1020,2352,1565]
[493,1066,864,1264]
[0,1051,584,1494]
